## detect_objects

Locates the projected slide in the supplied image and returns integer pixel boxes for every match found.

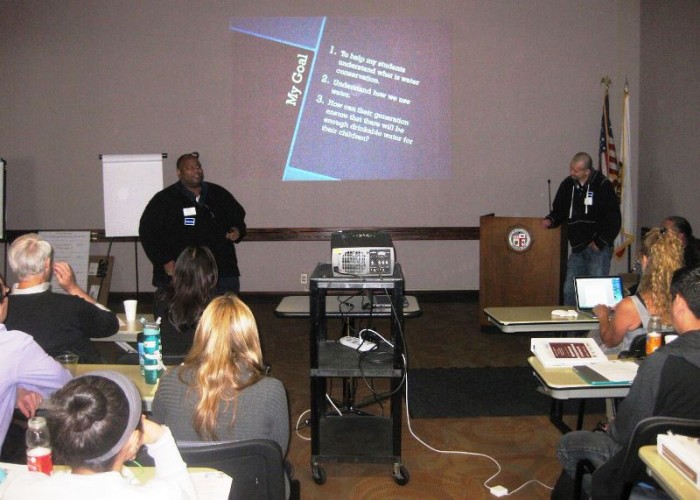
[230,17,451,181]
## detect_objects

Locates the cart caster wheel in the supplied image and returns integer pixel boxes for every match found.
[312,464,326,485]
[393,464,410,486]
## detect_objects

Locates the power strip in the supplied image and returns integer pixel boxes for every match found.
[339,335,376,352]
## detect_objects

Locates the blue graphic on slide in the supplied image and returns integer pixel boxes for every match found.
[229,17,451,181]
[229,17,324,52]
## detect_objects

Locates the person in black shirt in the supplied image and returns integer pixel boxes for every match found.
[139,152,246,294]
[5,233,118,363]
[541,152,621,305]
[154,246,218,356]
[663,215,700,269]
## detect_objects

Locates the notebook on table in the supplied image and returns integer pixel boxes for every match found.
[573,361,639,385]
[574,275,624,318]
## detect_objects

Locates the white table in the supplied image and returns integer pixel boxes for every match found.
[75,363,169,412]
[0,462,230,499]
[484,306,599,333]
[91,313,154,352]
[639,445,699,500]
[528,356,631,433]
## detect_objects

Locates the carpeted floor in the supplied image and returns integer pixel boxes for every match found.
[407,366,605,418]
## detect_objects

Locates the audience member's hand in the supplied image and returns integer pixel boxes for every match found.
[16,388,43,419]
[53,261,80,294]
[163,261,175,277]
[226,227,240,241]
[593,304,611,321]
[540,218,552,229]
[141,416,165,445]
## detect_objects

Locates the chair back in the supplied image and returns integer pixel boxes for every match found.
[177,439,287,500]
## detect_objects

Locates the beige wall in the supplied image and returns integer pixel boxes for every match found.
[0,1,645,291]
[638,0,700,231]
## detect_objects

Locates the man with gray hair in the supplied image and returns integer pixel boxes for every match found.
[4,233,118,362]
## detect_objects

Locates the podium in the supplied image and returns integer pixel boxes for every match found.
[479,215,566,326]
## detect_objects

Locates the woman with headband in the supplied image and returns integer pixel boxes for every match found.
[2,371,196,499]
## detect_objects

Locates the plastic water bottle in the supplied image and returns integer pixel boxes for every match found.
[26,416,53,475]
[141,318,163,384]
[646,315,663,355]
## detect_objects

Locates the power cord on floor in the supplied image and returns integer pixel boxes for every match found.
[294,409,311,441]
[403,355,553,496]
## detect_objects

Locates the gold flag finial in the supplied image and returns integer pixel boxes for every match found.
[601,76,612,91]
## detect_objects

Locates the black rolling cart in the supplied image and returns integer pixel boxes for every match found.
[308,262,409,486]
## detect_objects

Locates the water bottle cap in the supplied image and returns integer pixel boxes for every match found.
[28,416,47,429]
[143,325,160,335]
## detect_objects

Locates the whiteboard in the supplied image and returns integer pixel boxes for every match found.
[39,231,90,293]
[102,154,164,237]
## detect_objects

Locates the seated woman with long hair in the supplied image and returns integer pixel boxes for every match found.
[153,246,218,356]
[152,294,289,454]
[591,227,684,353]
[2,371,195,499]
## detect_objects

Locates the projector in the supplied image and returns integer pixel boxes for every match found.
[331,230,395,277]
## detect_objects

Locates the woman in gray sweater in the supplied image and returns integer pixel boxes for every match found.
[152,294,289,455]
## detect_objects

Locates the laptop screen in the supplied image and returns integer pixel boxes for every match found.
[574,276,624,310]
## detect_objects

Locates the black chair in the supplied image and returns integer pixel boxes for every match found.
[619,332,678,360]
[573,416,700,499]
[177,439,299,500]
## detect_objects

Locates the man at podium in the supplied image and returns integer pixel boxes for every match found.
[541,152,621,306]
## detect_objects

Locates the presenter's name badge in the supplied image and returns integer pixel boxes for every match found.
[507,227,532,253]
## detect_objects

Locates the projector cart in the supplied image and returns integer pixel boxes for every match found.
[308,262,409,486]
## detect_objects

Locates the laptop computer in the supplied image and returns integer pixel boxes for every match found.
[574,275,624,318]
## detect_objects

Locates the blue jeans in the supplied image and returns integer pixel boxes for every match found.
[563,245,613,306]
[556,430,622,489]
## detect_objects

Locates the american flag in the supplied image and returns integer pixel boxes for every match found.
[599,89,621,201]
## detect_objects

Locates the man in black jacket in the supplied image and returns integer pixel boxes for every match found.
[139,152,246,293]
[542,152,621,305]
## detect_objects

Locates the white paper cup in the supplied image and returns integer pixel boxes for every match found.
[664,334,678,344]
[55,353,79,376]
[123,299,138,322]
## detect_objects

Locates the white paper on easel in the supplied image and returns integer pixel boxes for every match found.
[39,231,91,294]
[102,154,164,237]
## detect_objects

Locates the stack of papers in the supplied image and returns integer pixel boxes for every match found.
[658,433,700,489]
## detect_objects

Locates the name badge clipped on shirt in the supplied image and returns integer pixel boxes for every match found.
[183,207,197,216]
[184,217,195,226]
[585,191,594,206]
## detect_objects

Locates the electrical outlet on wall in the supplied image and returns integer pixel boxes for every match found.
[300,273,308,285]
